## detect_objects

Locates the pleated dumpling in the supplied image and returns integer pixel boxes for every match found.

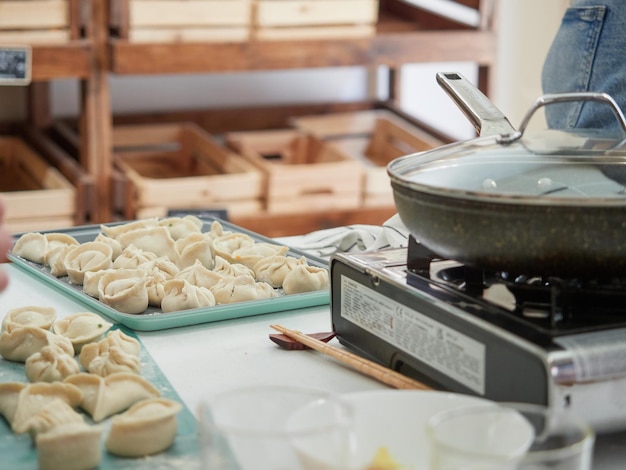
[105,398,182,457]
[159,214,203,240]
[64,241,113,285]
[176,259,224,290]
[212,255,255,278]
[98,269,150,314]
[43,233,80,277]
[100,218,159,240]
[117,226,179,263]
[65,372,160,422]
[36,421,103,470]
[52,312,113,354]
[79,329,141,371]
[210,274,277,305]
[86,346,142,377]
[212,232,255,263]
[161,279,216,313]
[22,397,84,440]
[282,265,330,295]
[112,245,158,270]
[1,305,57,332]
[25,345,81,383]
[175,232,214,270]
[253,255,308,288]
[0,382,28,425]
[0,325,74,362]
[94,233,123,260]
[12,232,48,263]
[231,242,290,270]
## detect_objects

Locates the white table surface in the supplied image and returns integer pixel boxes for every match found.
[1,262,625,469]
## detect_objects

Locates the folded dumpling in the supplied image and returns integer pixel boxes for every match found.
[12,232,48,263]
[65,372,160,422]
[100,218,159,240]
[36,421,103,470]
[0,325,74,362]
[231,242,290,270]
[79,329,141,371]
[22,397,84,440]
[204,219,232,240]
[44,234,80,276]
[175,232,214,270]
[105,398,182,457]
[112,244,158,270]
[52,312,113,354]
[282,265,330,294]
[253,255,308,288]
[94,233,123,260]
[0,382,28,424]
[117,226,179,263]
[86,346,141,377]
[212,232,255,263]
[212,255,255,278]
[159,214,203,240]
[176,259,224,290]
[210,274,277,305]
[98,269,150,314]
[64,241,113,285]
[161,279,216,313]
[25,345,81,383]
[1,305,57,332]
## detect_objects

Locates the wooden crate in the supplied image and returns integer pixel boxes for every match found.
[292,110,445,207]
[113,123,264,219]
[0,0,82,44]
[252,0,379,40]
[0,136,76,233]
[111,0,251,43]
[226,129,362,214]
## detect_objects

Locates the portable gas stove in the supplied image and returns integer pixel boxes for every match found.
[330,236,626,432]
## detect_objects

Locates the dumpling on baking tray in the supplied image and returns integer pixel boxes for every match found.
[175,232,214,269]
[86,346,142,377]
[64,241,113,285]
[25,345,80,383]
[210,274,277,305]
[79,329,141,371]
[22,397,84,441]
[117,226,179,263]
[1,305,57,332]
[231,242,290,270]
[100,218,159,240]
[94,233,123,260]
[105,398,182,458]
[161,279,216,313]
[204,219,232,240]
[52,312,113,354]
[64,372,160,422]
[0,325,74,362]
[159,214,203,240]
[98,269,150,314]
[212,232,255,263]
[253,255,308,288]
[113,244,158,270]
[282,264,330,295]
[12,232,48,264]
[43,233,80,276]
[36,420,103,470]
[176,259,224,290]
[212,255,255,278]
[0,382,28,425]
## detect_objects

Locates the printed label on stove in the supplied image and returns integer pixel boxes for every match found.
[340,276,486,394]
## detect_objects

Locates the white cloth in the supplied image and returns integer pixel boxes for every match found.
[277,214,410,260]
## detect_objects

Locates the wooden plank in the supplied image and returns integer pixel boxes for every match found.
[255,1,378,27]
[129,0,251,27]
[254,25,374,41]
[0,1,69,30]
[31,42,92,79]
[128,27,249,43]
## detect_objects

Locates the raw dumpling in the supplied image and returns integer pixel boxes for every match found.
[210,274,277,304]
[12,232,48,263]
[0,382,28,424]
[159,214,203,240]
[79,329,141,371]
[0,325,74,362]
[112,244,158,269]
[82,268,115,298]
[98,269,150,314]
[36,421,103,470]
[105,398,182,457]
[94,233,123,260]
[25,345,81,383]
[253,255,308,288]
[1,305,57,332]
[175,232,214,269]
[212,232,255,263]
[64,241,113,285]
[100,218,159,240]
[282,265,330,295]
[212,255,255,278]
[52,312,113,354]
[117,226,179,263]
[231,242,290,269]
[65,372,160,422]
[11,382,84,434]
[176,259,224,290]
[86,346,142,377]
[43,233,80,276]
[161,279,216,313]
[22,397,84,439]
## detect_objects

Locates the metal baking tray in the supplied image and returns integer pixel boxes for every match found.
[8,217,330,331]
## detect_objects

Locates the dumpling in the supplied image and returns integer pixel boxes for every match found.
[12,232,48,263]
[212,232,255,263]
[175,232,214,269]
[65,372,160,422]
[212,255,255,278]
[210,274,277,305]
[105,398,182,457]
[253,255,308,288]
[0,382,28,424]
[204,219,232,240]
[112,244,158,269]
[159,214,203,240]
[1,305,57,332]
[64,241,113,285]
[79,329,141,371]
[117,226,179,262]
[25,345,81,383]
[11,382,84,434]
[43,233,80,276]
[82,268,116,298]
[36,421,103,470]
[52,312,113,354]
[231,242,290,269]
[282,265,330,294]
[161,279,216,313]
[0,325,74,362]
[100,218,159,240]
[86,346,142,376]
[94,233,123,260]
[22,397,84,439]
[98,269,150,314]
[176,259,224,290]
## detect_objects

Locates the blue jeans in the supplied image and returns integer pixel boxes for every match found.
[541,0,626,130]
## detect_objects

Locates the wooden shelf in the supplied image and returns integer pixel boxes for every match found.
[31,41,93,80]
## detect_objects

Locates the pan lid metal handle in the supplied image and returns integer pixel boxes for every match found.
[507,92,626,144]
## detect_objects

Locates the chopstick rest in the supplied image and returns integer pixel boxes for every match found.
[269,324,432,391]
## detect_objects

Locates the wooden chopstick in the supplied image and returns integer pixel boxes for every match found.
[270,324,432,391]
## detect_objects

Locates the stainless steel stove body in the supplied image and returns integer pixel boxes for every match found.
[330,238,626,433]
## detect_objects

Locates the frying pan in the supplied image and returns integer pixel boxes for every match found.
[387,72,626,277]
